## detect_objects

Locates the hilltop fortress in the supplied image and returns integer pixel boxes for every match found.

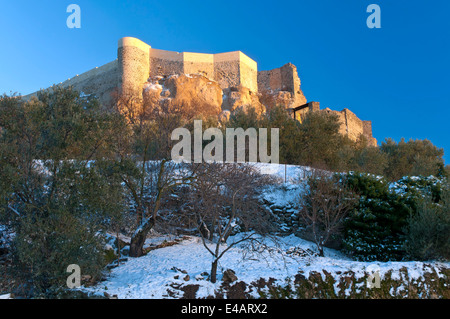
[25,37,376,146]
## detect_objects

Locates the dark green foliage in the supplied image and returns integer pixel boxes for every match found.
[223,106,446,180]
[224,105,301,164]
[395,175,443,204]
[260,106,302,165]
[342,173,449,261]
[404,187,450,261]
[295,111,345,170]
[227,106,260,131]
[226,106,346,168]
[134,113,185,161]
[12,212,105,294]
[337,141,388,176]
[342,173,412,261]
[339,137,444,180]
[445,165,450,178]
[0,87,126,295]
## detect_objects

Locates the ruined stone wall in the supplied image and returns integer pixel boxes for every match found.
[258,63,299,93]
[237,52,258,93]
[344,109,365,141]
[257,63,307,108]
[322,107,377,146]
[258,68,283,91]
[149,49,217,79]
[322,108,360,140]
[363,121,374,140]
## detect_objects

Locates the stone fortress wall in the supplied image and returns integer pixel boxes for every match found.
[24,59,120,105]
[24,37,302,108]
[24,37,259,103]
[291,102,376,145]
[119,37,258,95]
[23,37,376,146]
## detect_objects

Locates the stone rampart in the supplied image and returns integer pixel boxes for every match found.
[322,107,377,146]
[23,59,119,105]
[24,37,258,104]
[147,46,258,92]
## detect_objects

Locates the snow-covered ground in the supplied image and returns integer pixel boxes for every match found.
[77,163,449,299]
[2,162,448,299]
[253,162,313,184]
[81,233,448,299]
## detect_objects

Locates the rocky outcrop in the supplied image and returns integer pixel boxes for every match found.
[222,85,265,114]
[140,72,377,147]
[143,74,223,119]
[142,74,266,119]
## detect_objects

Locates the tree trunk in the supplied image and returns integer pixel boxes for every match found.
[318,245,324,257]
[129,217,155,257]
[210,259,219,283]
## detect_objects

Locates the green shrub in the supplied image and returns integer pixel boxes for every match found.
[404,189,450,261]
[11,212,107,295]
[337,143,388,176]
[342,173,448,261]
[342,173,411,261]
[394,175,443,203]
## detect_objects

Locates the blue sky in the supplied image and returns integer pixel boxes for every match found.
[1,0,449,163]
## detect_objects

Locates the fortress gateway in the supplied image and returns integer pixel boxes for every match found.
[25,37,376,145]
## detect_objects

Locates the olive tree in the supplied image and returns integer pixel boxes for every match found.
[0,88,126,295]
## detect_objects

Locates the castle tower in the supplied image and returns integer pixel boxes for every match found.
[118,37,151,98]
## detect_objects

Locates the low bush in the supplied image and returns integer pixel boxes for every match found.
[403,187,450,261]
[342,173,449,261]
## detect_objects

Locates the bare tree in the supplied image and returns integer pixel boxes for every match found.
[186,163,275,283]
[111,92,193,257]
[298,170,358,257]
